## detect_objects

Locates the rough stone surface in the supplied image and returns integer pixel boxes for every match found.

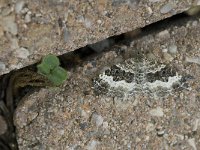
[14,16,200,149]
[0,0,197,75]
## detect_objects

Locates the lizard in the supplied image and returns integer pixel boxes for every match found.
[0,69,52,150]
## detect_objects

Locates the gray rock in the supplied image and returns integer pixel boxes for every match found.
[63,26,70,42]
[10,38,19,49]
[15,1,25,14]
[146,123,155,132]
[15,47,30,59]
[0,61,6,71]
[168,44,177,54]
[192,21,198,26]
[198,0,200,5]
[156,30,170,40]
[87,140,99,150]
[192,119,199,132]
[1,7,13,16]
[186,57,200,65]
[102,121,109,129]
[0,25,4,37]
[160,3,174,14]
[157,130,165,136]
[149,107,164,117]
[91,113,104,127]
[186,6,200,16]
[187,138,197,150]
[25,12,31,23]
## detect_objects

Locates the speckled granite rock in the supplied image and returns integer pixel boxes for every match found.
[0,0,198,75]
[14,16,200,149]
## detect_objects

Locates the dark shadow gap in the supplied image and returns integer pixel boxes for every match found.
[59,10,200,70]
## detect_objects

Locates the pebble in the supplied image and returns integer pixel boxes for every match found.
[1,7,13,16]
[80,109,89,119]
[149,0,161,2]
[25,11,32,23]
[103,121,109,129]
[186,57,200,65]
[168,44,177,54]
[162,48,168,53]
[146,6,153,15]
[21,7,29,14]
[63,26,70,42]
[91,113,104,127]
[198,0,200,5]
[192,119,199,132]
[0,61,6,71]
[160,3,173,14]
[59,129,65,135]
[146,123,155,132]
[15,47,30,59]
[80,122,88,130]
[97,20,102,24]
[157,130,165,136]
[10,63,23,70]
[149,107,164,117]
[10,38,19,49]
[187,138,197,150]
[0,115,7,135]
[186,6,200,16]
[156,30,170,40]
[1,15,18,35]
[14,110,28,128]
[163,52,173,62]
[175,134,184,140]
[0,0,6,8]
[192,21,198,26]
[15,1,25,13]
[87,140,99,150]
[84,18,92,28]
[0,25,4,37]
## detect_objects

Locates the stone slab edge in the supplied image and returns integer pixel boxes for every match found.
[0,0,197,75]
